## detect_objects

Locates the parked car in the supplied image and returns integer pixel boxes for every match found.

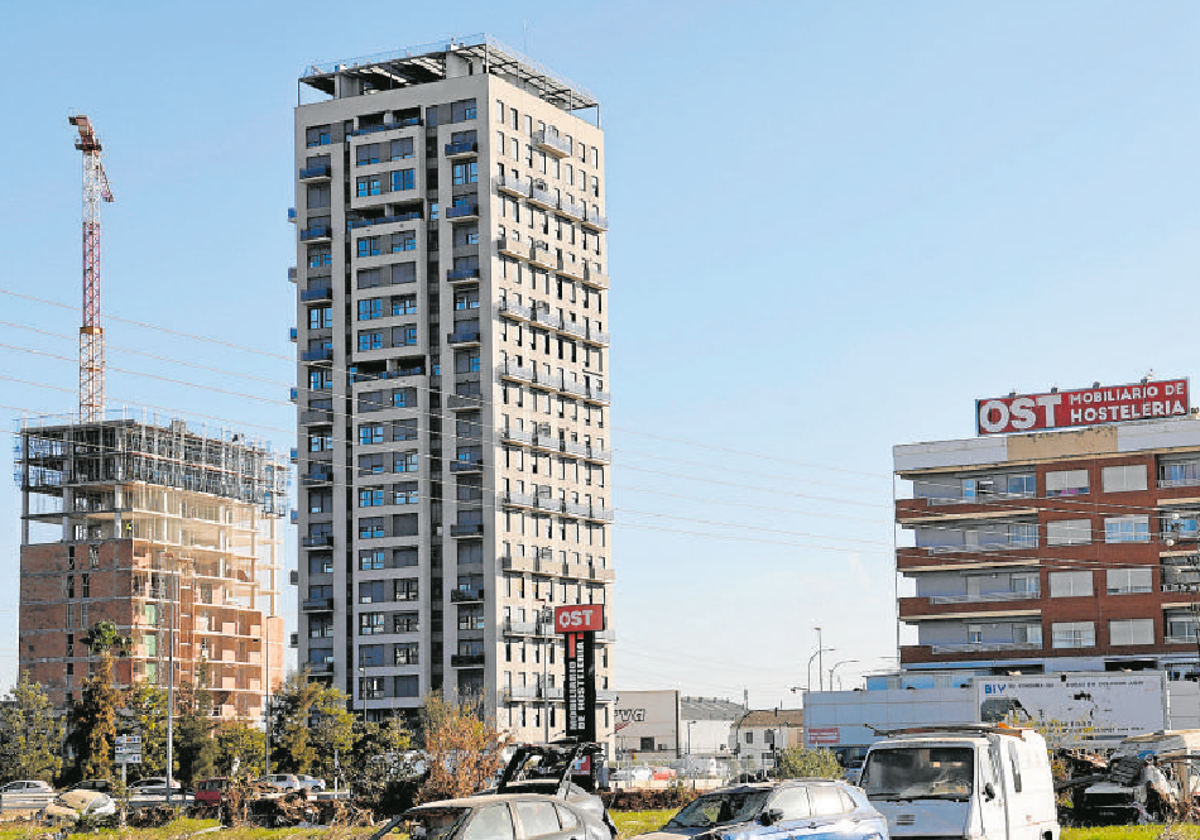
[65,780,114,795]
[127,777,184,796]
[259,773,301,792]
[194,777,230,806]
[371,794,612,840]
[296,774,326,792]
[0,780,53,794]
[634,780,888,840]
[610,766,653,782]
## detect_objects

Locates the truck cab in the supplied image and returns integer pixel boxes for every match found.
[859,725,1058,840]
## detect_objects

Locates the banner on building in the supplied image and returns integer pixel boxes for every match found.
[976,379,1189,436]
[558,605,602,743]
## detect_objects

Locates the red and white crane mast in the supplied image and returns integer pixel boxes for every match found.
[68,114,114,423]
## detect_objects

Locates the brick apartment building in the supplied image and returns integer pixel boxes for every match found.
[895,378,1200,678]
[16,414,288,716]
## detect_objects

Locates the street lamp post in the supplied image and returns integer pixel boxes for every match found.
[828,659,860,691]
[807,647,835,693]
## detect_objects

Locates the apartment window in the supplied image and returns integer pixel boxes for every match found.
[496,100,505,123]
[360,644,385,667]
[358,330,383,351]
[309,491,331,514]
[1105,515,1150,543]
[395,578,419,601]
[395,643,419,665]
[357,237,381,258]
[395,675,420,697]
[1109,618,1154,646]
[306,125,331,147]
[358,453,385,474]
[308,432,333,452]
[358,268,383,289]
[1049,571,1093,598]
[1046,519,1091,546]
[458,604,485,630]
[395,452,418,473]
[392,262,417,284]
[392,230,416,252]
[307,246,332,268]
[1102,465,1148,493]
[359,613,385,636]
[308,370,332,391]
[306,183,331,208]
[393,418,418,441]
[394,612,419,633]
[455,289,480,310]
[967,625,982,644]
[393,388,416,408]
[359,549,386,570]
[390,138,414,160]
[451,99,477,122]
[1013,623,1042,646]
[456,350,481,374]
[359,581,386,604]
[308,305,332,329]
[392,169,415,191]
[1010,573,1040,596]
[358,391,388,413]
[395,547,418,567]
[359,517,385,539]
[393,325,418,346]
[358,298,384,320]
[1161,459,1200,488]
[358,488,385,507]
[394,482,418,505]
[392,295,417,315]
[1046,469,1089,497]
[356,176,382,197]
[356,143,380,166]
[1107,568,1153,594]
[452,161,478,185]
[309,616,334,638]
[1052,621,1095,649]
[309,554,333,575]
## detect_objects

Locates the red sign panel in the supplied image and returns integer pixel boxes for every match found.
[806,726,840,747]
[977,379,1189,436]
[555,604,605,633]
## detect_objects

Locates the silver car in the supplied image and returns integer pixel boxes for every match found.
[372,793,612,840]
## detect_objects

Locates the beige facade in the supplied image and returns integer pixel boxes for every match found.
[293,36,613,744]
[16,415,288,715]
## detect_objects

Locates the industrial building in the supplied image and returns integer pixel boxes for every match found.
[895,378,1200,677]
[16,413,288,716]
[291,35,614,740]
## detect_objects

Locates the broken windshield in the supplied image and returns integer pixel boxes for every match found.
[668,790,771,828]
[860,747,974,801]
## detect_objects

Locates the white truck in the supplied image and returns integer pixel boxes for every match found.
[859,725,1059,840]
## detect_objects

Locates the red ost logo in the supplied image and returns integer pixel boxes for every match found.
[555,604,605,633]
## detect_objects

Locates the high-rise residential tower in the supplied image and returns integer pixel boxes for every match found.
[16,412,288,715]
[293,35,614,742]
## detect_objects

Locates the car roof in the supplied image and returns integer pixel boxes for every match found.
[411,793,581,811]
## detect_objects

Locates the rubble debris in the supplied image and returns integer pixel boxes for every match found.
[127,804,179,828]
[600,787,695,812]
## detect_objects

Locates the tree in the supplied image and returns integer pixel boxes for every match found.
[67,621,130,782]
[417,693,511,803]
[350,717,415,801]
[776,747,843,779]
[0,673,63,783]
[215,719,265,778]
[174,677,217,785]
[123,681,168,779]
[271,671,355,779]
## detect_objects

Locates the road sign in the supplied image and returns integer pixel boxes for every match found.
[115,735,142,746]
[116,753,142,764]
[115,745,141,755]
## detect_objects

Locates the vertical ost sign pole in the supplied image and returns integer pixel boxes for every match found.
[555,604,604,744]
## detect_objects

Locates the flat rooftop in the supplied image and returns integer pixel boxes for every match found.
[300,33,598,113]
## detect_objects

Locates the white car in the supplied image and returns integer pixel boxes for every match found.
[128,777,184,796]
[42,790,117,821]
[0,780,53,793]
[259,773,301,792]
[296,774,326,792]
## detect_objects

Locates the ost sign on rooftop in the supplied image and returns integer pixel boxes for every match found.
[977,379,1190,436]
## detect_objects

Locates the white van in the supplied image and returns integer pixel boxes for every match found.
[859,725,1059,840]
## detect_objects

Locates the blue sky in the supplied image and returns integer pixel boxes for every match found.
[1,1,1198,710]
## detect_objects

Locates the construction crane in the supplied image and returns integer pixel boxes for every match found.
[68,114,114,423]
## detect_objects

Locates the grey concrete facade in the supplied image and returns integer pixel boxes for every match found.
[292,36,613,744]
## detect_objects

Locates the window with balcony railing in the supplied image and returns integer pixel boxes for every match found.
[1161,459,1200,488]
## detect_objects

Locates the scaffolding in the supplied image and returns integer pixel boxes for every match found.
[16,411,288,718]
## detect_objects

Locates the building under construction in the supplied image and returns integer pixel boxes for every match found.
[15,411,288,717]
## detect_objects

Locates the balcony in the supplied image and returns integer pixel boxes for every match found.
[501,553,536,573]
[447,267,480,283]
[534,130,571,158]
[929,641,1042,655]
[557,256,585,281]
[529,185,555,210]
[532,309,562,330]
[288,266,297,283]
[498,175,531,198]
[450,587,484,602]
[300,224,332,242]
[531,433,558,452]
[560,320,586,339]
[448,393,483,410]
[302,534,334,548]
[535,495,564,513]
[445,140,478,158]
[289,327,298,342]
[302,348,333,363]
[585,324,610,345]
[501,427,533,445]
[504,618,539,635]
[557,197,586,223]
[450,522,484,536]
[446,203,479,221]
[449,460,484,474]
[500,360,534,382]
[585,446,612,463]
[347,210,423,231]
[583,265,609,289]
[564,500,590,518]
[289,387,298,402]
[529,243,554,269]
[447,330,481,346]
[926,590,1041,605]
[534,368,563,391]
[301,470,332,486]
[451,653,486,667]
[350,117,421,136]
[499,299,532,321]
[503,491,535,508]
[300,409,334,425]
[498,237,529,260]
[299,163,332,180]
[583,208,609,231]
[585,387,611,405]
[561,379,588,398]
[300,287,333,302]
[302,597,334,611]
[289,448,298,463]
[587,505,614,522]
